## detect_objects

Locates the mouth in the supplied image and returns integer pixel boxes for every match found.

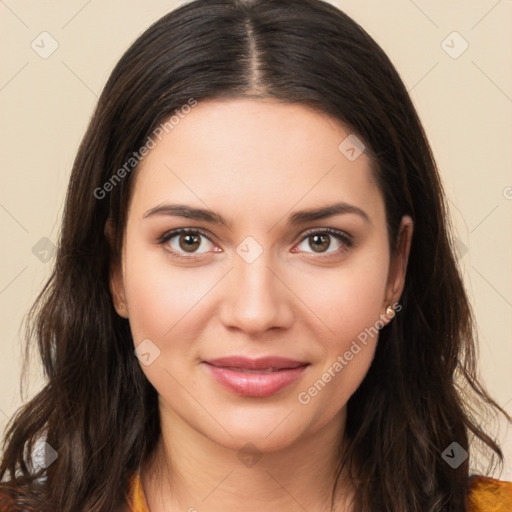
[202,356,310,397]
[210,366,299,374]
[204,356,309,370]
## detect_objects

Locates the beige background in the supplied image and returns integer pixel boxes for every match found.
[1,0,511,478]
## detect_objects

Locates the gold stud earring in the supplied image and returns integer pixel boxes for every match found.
[386,305,395,317]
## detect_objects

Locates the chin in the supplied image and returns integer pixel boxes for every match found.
[201,408,311,453]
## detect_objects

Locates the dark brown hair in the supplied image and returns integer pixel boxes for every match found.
[1,1,509,511]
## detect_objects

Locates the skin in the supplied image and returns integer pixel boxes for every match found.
[108,98,413,511]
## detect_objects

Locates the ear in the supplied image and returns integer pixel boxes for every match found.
[105,218,129,319]
[382,215,413,321]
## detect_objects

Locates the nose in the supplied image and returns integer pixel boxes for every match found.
[218,247,294,336]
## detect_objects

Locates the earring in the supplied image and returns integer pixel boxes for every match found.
[118,303,124,309]
[386,305,395,317]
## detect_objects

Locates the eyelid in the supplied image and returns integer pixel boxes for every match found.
[298,227,353,244]
[157,227,214,245]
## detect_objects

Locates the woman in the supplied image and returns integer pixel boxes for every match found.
[1,0,511,511]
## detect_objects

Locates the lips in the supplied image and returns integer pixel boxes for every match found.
[202,356,310,397]
[205,356,308,370]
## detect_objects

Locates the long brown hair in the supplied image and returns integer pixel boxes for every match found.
[1,1,509,510]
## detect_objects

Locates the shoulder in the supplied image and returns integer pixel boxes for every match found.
[467,475,512,512]
[1,476,139,512]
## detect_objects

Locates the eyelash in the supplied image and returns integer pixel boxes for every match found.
[157,227,354,261]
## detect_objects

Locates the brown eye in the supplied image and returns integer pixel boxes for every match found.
[158,228,216,258]
[309,233,331,253]
[179,233,201,252]
[294,228,353,258]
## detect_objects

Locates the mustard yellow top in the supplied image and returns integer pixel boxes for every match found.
[125,472,512,512]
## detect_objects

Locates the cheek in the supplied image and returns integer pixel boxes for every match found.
[294,246,389,410]
[121,240,213,393]
[122,238,214,342]
[297,251,390,343]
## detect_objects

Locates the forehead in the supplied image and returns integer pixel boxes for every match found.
[129,98,383,225]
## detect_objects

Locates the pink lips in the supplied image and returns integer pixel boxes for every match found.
[202,356,310,397]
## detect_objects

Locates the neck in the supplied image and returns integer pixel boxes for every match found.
[140,402,355,512]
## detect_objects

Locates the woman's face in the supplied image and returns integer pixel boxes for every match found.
[110,98,412,453]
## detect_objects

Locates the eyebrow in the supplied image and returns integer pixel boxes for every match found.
[142,201,372,227]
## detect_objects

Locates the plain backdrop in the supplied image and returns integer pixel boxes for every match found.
[0,0,511,479]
